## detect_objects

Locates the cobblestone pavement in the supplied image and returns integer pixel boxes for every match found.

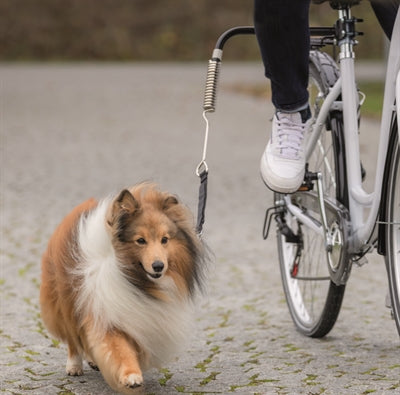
[1,63,399,395]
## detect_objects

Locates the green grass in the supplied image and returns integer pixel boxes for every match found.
[358,81,384,119]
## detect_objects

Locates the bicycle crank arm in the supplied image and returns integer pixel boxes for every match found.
[283,195,325,238]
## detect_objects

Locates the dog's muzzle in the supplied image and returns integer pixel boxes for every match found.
[140,261,165,279]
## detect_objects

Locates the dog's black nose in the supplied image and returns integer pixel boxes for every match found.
[152,260,164,273]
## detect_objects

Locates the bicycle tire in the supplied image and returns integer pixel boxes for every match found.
[385,115,400,336]
[276,50,347,338]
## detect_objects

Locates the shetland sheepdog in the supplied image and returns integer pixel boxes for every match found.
[40,183,206,393]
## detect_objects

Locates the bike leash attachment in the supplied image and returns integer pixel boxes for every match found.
[195,50,220,234]
[195,27,255,235]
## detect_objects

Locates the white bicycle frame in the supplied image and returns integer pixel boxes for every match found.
[289,7,400,255]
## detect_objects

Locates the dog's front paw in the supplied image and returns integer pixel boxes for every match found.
[66,355,83,376]
[66,364,84,376]
[121,372,143,389]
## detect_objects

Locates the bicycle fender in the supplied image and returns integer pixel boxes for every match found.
[377,112,398,256]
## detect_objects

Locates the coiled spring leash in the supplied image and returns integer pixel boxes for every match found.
[195,27,255,235]
[195,52,221,235]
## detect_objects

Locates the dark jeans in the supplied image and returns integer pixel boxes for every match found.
[254,0,399,113]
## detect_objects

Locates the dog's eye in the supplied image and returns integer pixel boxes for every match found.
[161,236,169,245]
[136,238,146,245]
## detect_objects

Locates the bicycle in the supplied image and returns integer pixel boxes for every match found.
[199,0,400,338]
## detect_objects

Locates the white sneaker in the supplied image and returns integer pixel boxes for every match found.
[260,111,311,193]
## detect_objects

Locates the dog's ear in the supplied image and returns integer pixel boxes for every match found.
[163,195,179,211]
[109,189,139,225]
[116,189,139,213]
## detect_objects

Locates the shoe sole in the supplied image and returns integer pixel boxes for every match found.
[260,171,302,194]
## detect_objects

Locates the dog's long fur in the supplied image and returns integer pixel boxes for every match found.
[40,183,206,393]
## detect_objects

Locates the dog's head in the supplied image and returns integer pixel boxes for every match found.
[106,184,205,297]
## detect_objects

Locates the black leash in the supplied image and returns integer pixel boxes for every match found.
[195,167,208,234]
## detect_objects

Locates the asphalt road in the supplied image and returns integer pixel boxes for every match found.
[1,62,399,395]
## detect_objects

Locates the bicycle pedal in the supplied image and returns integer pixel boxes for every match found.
[298,182,314,192]
[298,164,317,192]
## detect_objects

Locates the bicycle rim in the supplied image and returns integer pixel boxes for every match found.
[277,54,346,337]
[386,122,400,336]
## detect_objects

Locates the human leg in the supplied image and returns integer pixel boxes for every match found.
[254,0,312,193]
[370,0,399,40]
[254,0,311,112]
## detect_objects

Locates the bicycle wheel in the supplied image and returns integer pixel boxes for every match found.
[276,51,348,337]
[385,117,400,336]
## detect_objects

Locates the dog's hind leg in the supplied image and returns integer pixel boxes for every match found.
[89,330,143,392]
[66,342,83,376]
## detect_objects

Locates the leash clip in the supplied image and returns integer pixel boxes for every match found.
[195,110,211,177]
[195,160,208,177]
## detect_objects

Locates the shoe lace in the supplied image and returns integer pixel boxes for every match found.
[275,114,307,160]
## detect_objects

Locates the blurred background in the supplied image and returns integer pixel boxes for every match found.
[1,0,389,118]
[0,0,388,61]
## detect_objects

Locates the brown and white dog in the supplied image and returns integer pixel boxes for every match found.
[40,183,206,393]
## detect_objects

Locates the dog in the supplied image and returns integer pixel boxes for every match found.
[40,183,206,393]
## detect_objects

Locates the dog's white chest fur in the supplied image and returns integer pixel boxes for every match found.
[73,199,192,369]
